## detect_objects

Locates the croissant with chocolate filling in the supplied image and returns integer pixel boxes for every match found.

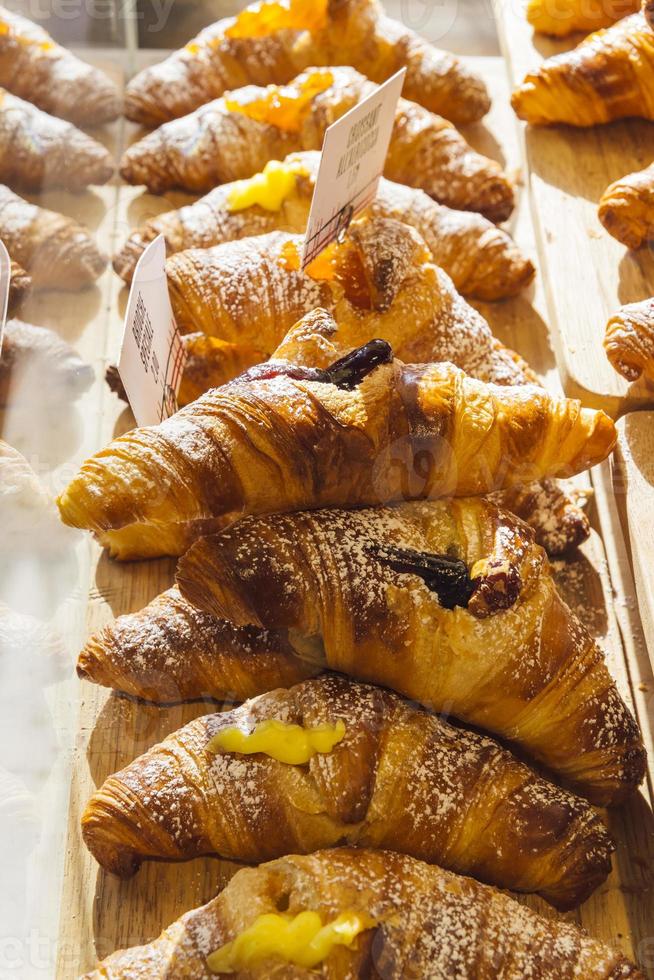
[82,847,642,979]
[82,673,614,907]
[512,12,654,126]
[598,161,654,249]
[120,66,513,221]
[604,296,654,382]
[115,152,533,300]
[164,216,536,390]
[57,311,616,550]
[0,89,113,191]
[0,185,106,289]
[124,0,489,128]
[177,501,645,806]
[0,4,120,126]
[526,0,638,37]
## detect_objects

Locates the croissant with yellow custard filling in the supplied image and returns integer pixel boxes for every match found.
[82,847,642,979]
[114,152,533,301]
[123,0,489,128]
[512,13,654,126]
[120,66,513,221]
[82,673,615,908]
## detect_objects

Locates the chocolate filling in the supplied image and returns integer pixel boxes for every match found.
[236,339,393,391]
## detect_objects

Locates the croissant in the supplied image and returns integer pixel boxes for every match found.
[489,478,590,555]
[0,318,94,406]
[165,217,536,388]
[512,13,654,126]
[123,0,489,128]
[0,184,106,289]
[7,260,30,313]
[526,0,639,37]
[0,88,113,191]
[0,4,120,126]
[598,161,654,248]
[120,66,514,221]
[82,673,614,907]
[604,296,654,382]
[77,586,320,703]
[82,847,643,979]
[115,152,533,301]
[177,500,645,806]
[56,310,616,547]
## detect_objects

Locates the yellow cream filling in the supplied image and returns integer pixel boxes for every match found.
[224,70,334,132]
[207,909,370,973]
[226,159,306,212]
[207,717,346,764]
[225,0,329,39]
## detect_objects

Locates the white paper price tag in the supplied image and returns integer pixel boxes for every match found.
[118,235,186,427]
[0,240,10,357]
[301,67,406,269]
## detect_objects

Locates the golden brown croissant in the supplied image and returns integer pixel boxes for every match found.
[123,0,489,128]
[604,296,654,382]
[82,673,614,908]
[598,161,654,248]
[0,318,93,406]
[77,586,320,703]
[120,66,513,221]
[7,260,29,313]
[512,13,654,126]
[0,4,120,126]
[81,847,643,979]
[0,184,106,289]
[56,310,616,545]
[164,217,536,390]
[489,478,590,555]
[0,88,113,191]
[177,500,645,806]
[115,151,533,300]
[526,0,639,37]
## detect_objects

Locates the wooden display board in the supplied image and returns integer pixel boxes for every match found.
[0,50,652,979]
[493,0,654,415]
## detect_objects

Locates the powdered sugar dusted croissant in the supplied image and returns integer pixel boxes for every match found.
[164,216,536,390]
[177,500,645,805]
[121,66,513,221]
[0,4,120,126]
[512,13,654,126]
[0,318,93,406]
[0,184,106,289]
[82,674,614,909]
[114,151,532,300]
[57,311,616,544]
[0,88,113,191]
[123,0,489,127]
[77,586,320,703]
[604,296,654,383]
[598,162,654,249]
[81,847,642,979]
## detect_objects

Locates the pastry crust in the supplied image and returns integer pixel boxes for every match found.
[82,674,614,909]
[526,0,638,37]
[176,500,645,806]
[114,151,533,301]
[7,259,29,313]
[57,311,616,541]
[0,318,93,406]
[123,0,489,127]
[0,88,114,191]
[598,161,654,249]
[81,848,643,979]
[512,13,654,126]
[120,66,513,221]
[0,4,120,125]
[604,296,654,382]
[0,184,106,289]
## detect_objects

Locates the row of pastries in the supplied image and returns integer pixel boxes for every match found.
[0,0,652,977]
